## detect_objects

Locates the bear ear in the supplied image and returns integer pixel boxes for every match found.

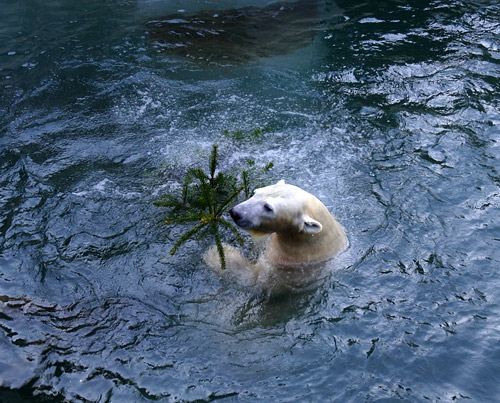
[277,179,285,185]
[301,215,323,234]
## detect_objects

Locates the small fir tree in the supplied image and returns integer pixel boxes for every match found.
[154,144,272,270]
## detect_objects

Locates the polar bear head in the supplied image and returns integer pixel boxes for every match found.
[230,180,324,238]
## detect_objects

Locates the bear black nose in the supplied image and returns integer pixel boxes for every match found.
[230,208,241,222]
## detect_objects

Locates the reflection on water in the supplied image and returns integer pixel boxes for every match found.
[146,0,321,64]
[1,0,500,401]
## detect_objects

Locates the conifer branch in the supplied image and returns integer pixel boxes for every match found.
[217,219,245,246]
[212,222,226,270]
[164,214,204,225]
[169,222,208,255]
[215,185,244,217]
[154,143,273,269]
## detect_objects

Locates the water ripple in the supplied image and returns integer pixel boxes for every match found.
[1,0,500,401]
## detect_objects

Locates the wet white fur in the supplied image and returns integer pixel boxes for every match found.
[203,180,347,292]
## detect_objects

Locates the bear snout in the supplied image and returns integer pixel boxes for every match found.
[229,208,241,222]
[230,206,253,229]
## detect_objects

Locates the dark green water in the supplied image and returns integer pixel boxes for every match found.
[1,0,499,401]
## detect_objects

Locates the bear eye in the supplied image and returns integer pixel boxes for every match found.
[263,203,274,213]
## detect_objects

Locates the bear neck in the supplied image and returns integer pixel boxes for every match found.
[266,208,347,269]
[268,232,329,268]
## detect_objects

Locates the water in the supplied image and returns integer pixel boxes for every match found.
[1,0,499,401]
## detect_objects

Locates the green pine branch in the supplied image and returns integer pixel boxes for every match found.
[154,143,273,270]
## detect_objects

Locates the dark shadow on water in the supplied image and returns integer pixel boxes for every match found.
[145,0,321,65]
[0,383,67,403]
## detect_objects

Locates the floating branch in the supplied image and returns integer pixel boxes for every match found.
[154,144,273,269]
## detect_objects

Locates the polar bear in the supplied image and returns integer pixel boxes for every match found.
[204,180,347,290]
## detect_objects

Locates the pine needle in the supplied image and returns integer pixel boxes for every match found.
[154,143,273,269]
[169,222,207,255]
[215,185,244,217]
[212,222,226,270]
[217,219,245,246]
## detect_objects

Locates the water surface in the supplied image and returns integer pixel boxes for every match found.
[1,0,500,401]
